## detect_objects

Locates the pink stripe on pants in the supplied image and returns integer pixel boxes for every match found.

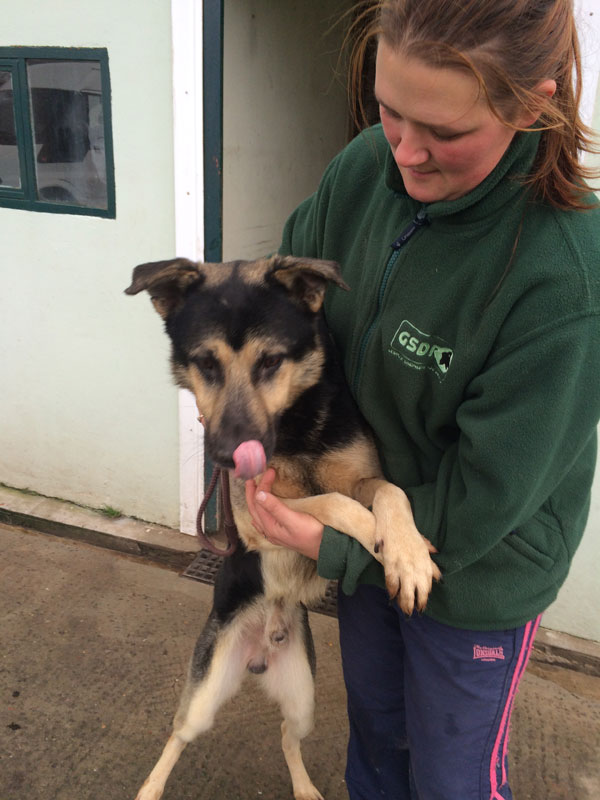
[489,615,541,799]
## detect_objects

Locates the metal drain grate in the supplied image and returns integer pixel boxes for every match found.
[314,581,339,617]
[182,549,224,585]
[181,550,339,617]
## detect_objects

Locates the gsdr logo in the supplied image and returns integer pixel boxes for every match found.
[389,320,454,381]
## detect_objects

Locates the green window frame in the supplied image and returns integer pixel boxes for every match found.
[0,47,115,218]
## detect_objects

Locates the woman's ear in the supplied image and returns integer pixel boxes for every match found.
[516,78,557,127]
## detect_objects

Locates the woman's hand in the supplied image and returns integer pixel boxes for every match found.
[245,468,325,560]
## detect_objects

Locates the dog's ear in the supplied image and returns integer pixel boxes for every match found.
[124,258,204,319]
[268,255,350,312]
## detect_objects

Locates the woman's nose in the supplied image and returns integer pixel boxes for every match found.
[393,127,429,167]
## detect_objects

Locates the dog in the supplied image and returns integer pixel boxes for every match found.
[125,255,440,800]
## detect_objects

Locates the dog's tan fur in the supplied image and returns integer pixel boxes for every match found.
[186,336,326,435]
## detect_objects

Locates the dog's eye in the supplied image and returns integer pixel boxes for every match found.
[196,354,220,377]
[259,354,284,374]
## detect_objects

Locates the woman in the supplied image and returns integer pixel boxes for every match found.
[246,1,600,797]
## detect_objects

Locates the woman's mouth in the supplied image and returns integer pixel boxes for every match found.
[407,167,437,177]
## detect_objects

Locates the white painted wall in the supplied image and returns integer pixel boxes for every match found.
[541,0,600,641]
[222,0,350,260]
[0,0,180,526]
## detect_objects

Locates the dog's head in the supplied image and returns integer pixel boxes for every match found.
[125,255,348,475]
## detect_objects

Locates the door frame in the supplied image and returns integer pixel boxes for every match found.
[171,0,223,533]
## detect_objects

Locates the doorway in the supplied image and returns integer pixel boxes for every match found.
[176,0,362,532]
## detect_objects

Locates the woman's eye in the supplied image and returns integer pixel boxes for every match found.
[431,129,463,142]
[380,104,401,121]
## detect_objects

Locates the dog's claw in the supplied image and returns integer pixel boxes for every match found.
[379,534,441,616]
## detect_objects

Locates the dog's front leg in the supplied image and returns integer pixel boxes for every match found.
[284,494,381,561]
[285,489,440,614]
[354,478,441,613]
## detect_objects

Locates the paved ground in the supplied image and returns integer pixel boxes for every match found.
[1,522,599,800]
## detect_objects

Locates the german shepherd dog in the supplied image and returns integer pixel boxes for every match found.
[125,255,440,800]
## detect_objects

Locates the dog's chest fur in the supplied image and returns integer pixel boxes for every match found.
[229,464,328,607]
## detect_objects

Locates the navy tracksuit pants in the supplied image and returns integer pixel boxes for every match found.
[337,584,540,800]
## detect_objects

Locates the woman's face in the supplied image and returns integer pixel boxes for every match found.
[375,41,520,203]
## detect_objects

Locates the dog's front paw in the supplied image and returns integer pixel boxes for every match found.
[381,532,442,615]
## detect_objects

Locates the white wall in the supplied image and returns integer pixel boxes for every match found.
[222,0,350,260]
[0,0,180,526]
[542,0,600,641]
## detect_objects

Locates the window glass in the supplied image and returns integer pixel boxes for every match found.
[27,60,108,209]
[0,71,21,189]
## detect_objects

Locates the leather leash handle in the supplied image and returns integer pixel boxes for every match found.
[195,468,239,557]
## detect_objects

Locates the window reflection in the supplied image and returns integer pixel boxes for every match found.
[27,60,107,209]
[0,71,21,189]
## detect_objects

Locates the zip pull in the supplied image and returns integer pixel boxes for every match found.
[391,207,429,250]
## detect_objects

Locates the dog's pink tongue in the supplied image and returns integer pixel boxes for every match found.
[233,440,267,480]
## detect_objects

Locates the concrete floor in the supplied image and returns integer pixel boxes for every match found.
[1,522,599,800]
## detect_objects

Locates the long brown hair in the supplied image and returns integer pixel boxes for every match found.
[347,0,599,210]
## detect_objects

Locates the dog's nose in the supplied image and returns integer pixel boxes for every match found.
[208,446,236,471]
[208,438,258,471]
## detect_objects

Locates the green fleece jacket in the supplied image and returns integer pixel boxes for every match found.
[280,125,600,630]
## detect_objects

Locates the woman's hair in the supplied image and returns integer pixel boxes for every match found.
[347,0,599,210]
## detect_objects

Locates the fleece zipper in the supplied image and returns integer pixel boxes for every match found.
[351,206,430,395]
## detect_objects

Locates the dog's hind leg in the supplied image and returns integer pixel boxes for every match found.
[134,733,187,800]
[259,606,323,800]
[134,612,250,800]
